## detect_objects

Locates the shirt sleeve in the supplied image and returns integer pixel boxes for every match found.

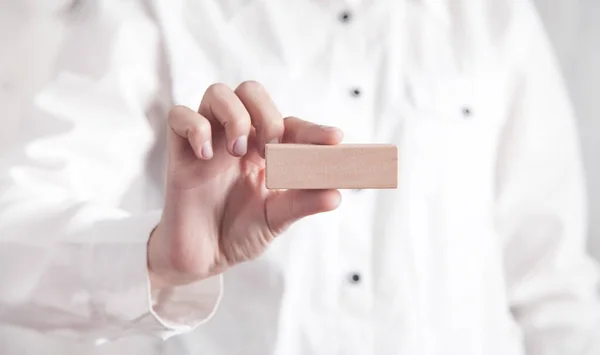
[0,1,222,343]
[496,3,600,354]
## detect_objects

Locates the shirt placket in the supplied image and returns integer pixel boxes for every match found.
[329,4,376,355]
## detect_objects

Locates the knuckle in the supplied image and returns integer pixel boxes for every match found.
[262,122,284,138]
[198,121,212,137]
[186,125,201,141]
[168,105,190,124]
[235,80,265,97]
[192,118,211,136]
[205,82,231,101]
[227,118,249,133]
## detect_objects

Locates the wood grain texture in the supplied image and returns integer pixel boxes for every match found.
[265,144,398,189]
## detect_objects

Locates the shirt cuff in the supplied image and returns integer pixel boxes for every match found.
[84,210,222,341]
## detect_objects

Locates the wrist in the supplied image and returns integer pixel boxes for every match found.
[147,222,202,289]
[147,222,171,289]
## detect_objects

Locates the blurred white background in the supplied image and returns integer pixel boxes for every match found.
[1,0,599,259]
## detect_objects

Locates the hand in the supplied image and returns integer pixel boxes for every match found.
[148,81,343,288]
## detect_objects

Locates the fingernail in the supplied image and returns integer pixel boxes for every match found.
[268,138,279,144]
[201,140,213,159]
[233,135,248,156]
[320,125,338,132]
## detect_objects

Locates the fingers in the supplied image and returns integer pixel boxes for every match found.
[168,105,213,159]
[235,81,284,157]
[265,189,342,236]
[196,81,341,160]
[282,117,343,145]
[199,83,251,157]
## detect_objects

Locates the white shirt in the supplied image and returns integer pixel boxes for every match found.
[1,0,599,354]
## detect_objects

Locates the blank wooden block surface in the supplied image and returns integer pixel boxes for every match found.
[265,144,398,189]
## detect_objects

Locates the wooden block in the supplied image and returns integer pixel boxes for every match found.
[265,144,398,189]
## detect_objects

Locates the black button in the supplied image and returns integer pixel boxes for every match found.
[349,273,361,283]
[462,106,472,117]
[350,87,361,97]
[339,10,352,23]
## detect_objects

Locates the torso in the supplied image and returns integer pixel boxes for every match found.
[1,1,526,354]
[154,1,523,354]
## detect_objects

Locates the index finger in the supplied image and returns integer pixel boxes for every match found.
[234,81,284,157]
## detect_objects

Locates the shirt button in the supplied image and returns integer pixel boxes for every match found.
[350,87,361,97]
[349,272,361,284]
[462,106,472,117]
[339,10,352,23]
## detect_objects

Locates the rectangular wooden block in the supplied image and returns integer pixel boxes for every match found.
[265,144,398,189]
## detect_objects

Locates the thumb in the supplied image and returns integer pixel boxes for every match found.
[265,189,342,236]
